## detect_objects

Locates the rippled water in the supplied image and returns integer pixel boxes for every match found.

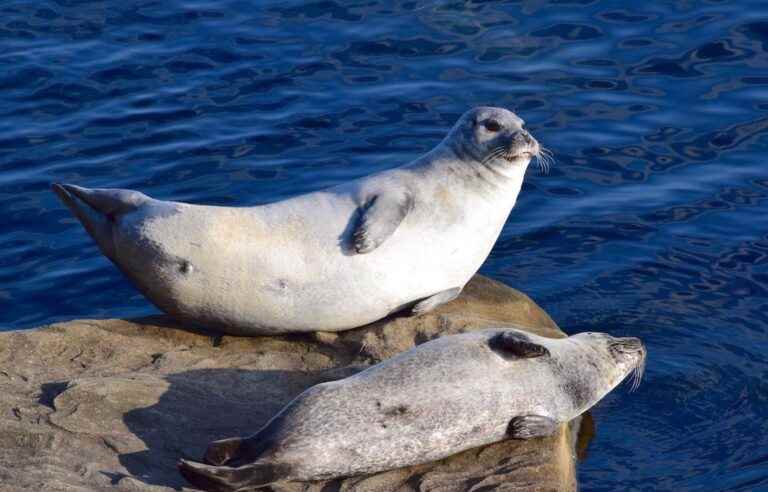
[2,0,768,489]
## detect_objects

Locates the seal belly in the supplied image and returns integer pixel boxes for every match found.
[109,172,511,334]
[256,333,526,479]
[112,194,364,333]
[110,186,506,333]
[112,203,276,329]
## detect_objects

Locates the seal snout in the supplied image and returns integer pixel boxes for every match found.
[609,337,647,392]
[609,336,644,353]
[506,129,540,160]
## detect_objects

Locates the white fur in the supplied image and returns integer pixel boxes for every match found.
[57,107,536,334]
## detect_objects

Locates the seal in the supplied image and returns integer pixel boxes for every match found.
[177,328,646,491]
[52,107,546,335]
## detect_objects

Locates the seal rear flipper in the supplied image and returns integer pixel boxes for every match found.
[52,183,147,218]
[204,436,245,465]
[178,459,278,492]
[52,183,116,259]
[491,331,550,358]
[410,287,462,316]
[352,191,414,254]
[52,183,149,260]
[508,415,558,439]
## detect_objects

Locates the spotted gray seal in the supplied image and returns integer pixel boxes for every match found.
[52,107,546,335]
[178,328,646,490]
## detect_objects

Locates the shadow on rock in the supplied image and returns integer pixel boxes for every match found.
[120,368,325,489]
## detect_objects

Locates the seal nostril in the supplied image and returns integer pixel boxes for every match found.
[511,131,527,144]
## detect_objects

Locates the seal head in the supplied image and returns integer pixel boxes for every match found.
[551,332,647,416]
[444,106,542,178]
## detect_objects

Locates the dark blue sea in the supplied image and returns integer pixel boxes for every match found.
[2,0,768,490]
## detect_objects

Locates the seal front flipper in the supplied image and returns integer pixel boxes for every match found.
[178,459,279,491]
[353,191,414,254]
[508,415,558,440]
[410,287,462,315]
[491,331,551,358]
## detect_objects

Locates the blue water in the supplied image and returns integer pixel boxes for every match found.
[2,0,768,489]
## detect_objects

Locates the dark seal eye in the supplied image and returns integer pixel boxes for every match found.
[483,119,502,132]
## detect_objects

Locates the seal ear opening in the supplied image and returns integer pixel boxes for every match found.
[491,331,550,359]
[178,459,278,491]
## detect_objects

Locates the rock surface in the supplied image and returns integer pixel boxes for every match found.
[0,275,590,491]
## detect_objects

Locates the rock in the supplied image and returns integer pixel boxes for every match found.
[0,275,590,491]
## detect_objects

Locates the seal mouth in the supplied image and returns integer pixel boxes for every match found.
[505,151,534,161]
[609,337,647,392]
[483,140,555,175]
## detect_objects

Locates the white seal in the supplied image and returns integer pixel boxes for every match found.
[53,107,544,335]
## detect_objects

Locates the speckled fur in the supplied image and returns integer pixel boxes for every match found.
[178,328,645,490]
[53,107,539,335]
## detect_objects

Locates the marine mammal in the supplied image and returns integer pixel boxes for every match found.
[52,107,546,335]
[178,328,646,490]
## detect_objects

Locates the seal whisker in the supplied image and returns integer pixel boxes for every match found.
[481,147,507,166]
[481,148,501,162]
[609,338,646,392]
[535,147,556,175]
[628,347,646,392]
[484,146,506,160]
[486,148,506,162]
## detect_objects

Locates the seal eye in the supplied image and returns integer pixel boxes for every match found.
[483,119,502,132]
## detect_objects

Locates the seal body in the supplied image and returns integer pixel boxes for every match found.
[53,107,541,334]
[178,328,646,491]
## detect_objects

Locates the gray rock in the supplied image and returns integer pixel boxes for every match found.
[0,275,591,491]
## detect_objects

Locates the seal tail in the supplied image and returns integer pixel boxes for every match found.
[178,459,278,491]
[51,183,148,259]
